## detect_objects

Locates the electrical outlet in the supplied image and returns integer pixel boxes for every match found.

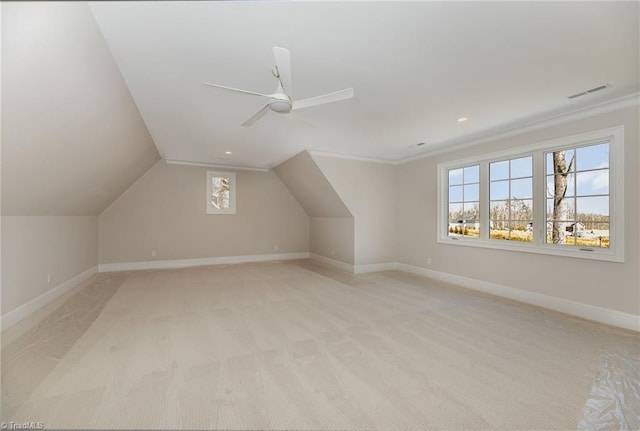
[47,274,51,284]
[330,250,335,256]
[427,257,432,265]
[274,245,279,251]
[151,250,157,257]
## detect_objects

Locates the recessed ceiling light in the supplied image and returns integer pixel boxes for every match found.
[457,117,468,123]
[224,151,232,155]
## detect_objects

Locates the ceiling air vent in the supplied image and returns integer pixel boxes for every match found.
[568,84,611,99]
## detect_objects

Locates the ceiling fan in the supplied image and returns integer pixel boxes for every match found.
[202,47,354,127]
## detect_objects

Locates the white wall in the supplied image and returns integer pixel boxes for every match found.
[1,216,98,315]
[312,155,397,266]
[2,2,159,216]
[1,2,158,329]
[397,106,639,316]
[99,161,309,264]
[273,151,352,217]
[273,151,354,265]
[310,217,354,264]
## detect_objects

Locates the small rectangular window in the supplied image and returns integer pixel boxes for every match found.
[545,142,609,248]
[447,165,480,238]
[206,171,236,214]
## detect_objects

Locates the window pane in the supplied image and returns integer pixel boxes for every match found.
[510,220,531,230]
[548,173,575,198]
[571,222,609,248]
[576,196,609,218]
[511,178,532,199]
[449,185,463,202]
[511,199,533,220]
[490,219,508,230]
[490,199,509,215]
[447,165,480,239]
[546,220,576,245]
[490,160,509,181]
[211,176,231,209]
[546,149,575,175]
[464,165,479,183]
[490,180,509,200]
[464,183,479,201]
[545,143,611,250]
[547,198,575,221]
[509,221,533,243]
[490,221,509,241]
[547,174,575,198]
[463,226,479,238]
[510,156,532,178]
[576,169,609,196]
[576,143,609,171]
[463,202,479,219]
[449,168,463,185]
[490,155,533,243]
[448,203,463,222]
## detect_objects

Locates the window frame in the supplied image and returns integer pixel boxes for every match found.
[206,170,236,215]
[447,165,481,239]
[488,155,534,242]
[437,126,624,262]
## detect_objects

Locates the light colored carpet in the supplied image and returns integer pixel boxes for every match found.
[3,260,639,429]
[1,273,125,420]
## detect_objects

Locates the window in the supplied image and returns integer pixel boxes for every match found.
[490,156,533,242]
[206,171,236,214]
[437,126,624,262]
[447,165,480,238]
[545,143,609,248]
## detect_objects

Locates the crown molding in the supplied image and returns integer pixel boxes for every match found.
[168,93,638,170]
[308,150,397,165]
[165,159,269,172]
[398,92,640,164]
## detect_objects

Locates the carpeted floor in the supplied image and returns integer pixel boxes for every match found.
[2,260,639,429]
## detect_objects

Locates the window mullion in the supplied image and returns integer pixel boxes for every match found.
[532,151,544,245]
[479,162,489,240]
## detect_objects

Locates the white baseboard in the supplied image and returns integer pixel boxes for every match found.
[354,262,398,274]
[1,265,98,331]
[99,252,310,273]
[396,263,640,332]
[310,253,355,273]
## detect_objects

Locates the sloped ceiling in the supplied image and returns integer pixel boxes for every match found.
[2,2,160,216]
[273,151,351,218]
[2,1,638,217]
[90,1,638,167]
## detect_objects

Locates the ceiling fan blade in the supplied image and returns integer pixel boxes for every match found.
[241,103,271,127]
[292,88,354,110]
[272,47,293,98]
[201,82,270,98]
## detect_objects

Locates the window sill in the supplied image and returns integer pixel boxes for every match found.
[437,236,624,263]
[206,210,236,215]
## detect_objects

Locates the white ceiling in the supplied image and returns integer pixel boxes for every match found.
[90,1,638,168]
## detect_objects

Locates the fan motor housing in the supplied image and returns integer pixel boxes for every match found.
[270,100,292,113]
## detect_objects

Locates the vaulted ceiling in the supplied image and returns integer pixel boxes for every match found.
[2,1,638,215]
[90,1,639,166]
